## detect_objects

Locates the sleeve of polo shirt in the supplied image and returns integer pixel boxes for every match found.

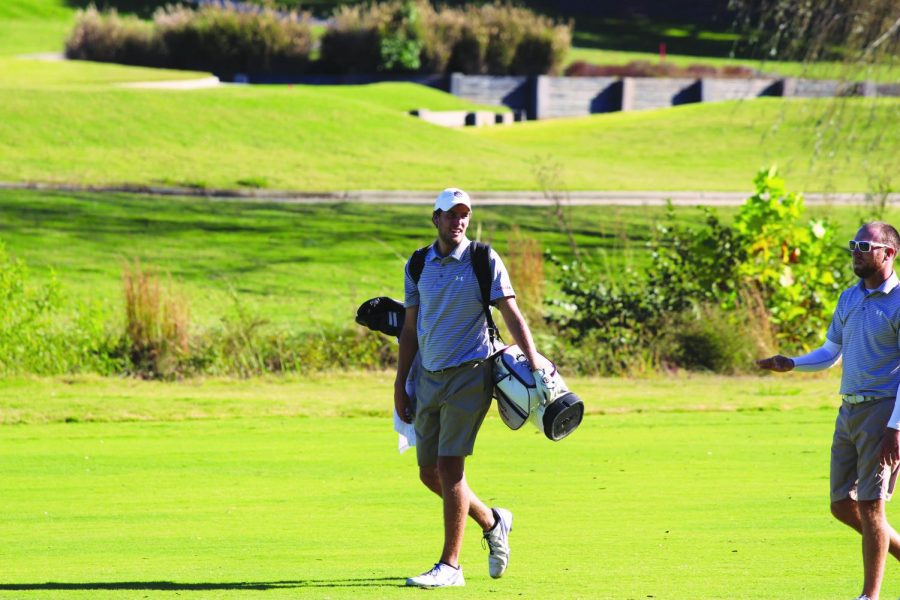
[825,290,846,346]
[488,249,515,302]
[403,259,419,308]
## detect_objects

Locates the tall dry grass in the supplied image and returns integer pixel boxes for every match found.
[122,260,190,378]
[506,225,545,328]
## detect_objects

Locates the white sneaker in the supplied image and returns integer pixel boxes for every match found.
[405,562,465,588]
[483,508,513,578]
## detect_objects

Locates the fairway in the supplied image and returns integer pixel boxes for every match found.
[1,389,896,599]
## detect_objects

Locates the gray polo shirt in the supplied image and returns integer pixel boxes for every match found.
[826,272,900,397]
[404,238,514,372]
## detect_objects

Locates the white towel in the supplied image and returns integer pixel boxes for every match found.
[393,408,416,454]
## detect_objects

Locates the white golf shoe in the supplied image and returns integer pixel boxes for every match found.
[405,562,465,588]
[483,508,513,578]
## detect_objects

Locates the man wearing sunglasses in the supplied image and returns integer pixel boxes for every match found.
[758,222,900,600]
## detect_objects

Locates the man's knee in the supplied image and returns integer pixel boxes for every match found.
[436,456,465,485]
[419,465,439,489]
[831,498,858,524]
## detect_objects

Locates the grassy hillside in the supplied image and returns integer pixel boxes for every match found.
[0,79,895,192]
[0,0,895,195]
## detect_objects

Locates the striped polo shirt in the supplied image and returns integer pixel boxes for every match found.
[826,272,900,397]
[404,238,515,372]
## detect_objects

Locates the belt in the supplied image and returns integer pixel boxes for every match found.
[425,359,484,375]
[842,394,893,405]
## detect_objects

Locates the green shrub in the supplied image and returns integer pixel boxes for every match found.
[66,5,313,75]
[157,5,313,75]
[318,0,570,75]
[663,305,760,373]
[379,1,424,72]
[0,241,122,376]
[66,1,568,76]
[65,7,164,66]
[546,168,850,374]
[729,167,846,349]
[318,4,383,74]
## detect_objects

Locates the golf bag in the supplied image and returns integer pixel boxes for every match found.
[355,242,585,442]
[492,345,584,441]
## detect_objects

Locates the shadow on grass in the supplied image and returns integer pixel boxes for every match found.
[0,578,404,590]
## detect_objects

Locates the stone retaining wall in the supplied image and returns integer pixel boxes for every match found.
[237,71,886,123]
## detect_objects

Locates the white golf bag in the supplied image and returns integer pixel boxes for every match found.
[492,345,584,441]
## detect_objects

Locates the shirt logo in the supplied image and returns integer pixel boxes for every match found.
[454,275,465,282]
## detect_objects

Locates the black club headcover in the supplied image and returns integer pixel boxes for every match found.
[355,296,406,337]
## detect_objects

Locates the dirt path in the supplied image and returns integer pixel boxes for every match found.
[1,182,895,206]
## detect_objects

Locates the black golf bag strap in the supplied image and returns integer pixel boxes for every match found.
[407,242,501,345]
[470,242,502,346]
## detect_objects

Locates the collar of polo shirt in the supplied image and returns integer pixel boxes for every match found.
[430,237,471,262]
[860,271,900,295]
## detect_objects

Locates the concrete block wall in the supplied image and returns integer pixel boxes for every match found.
[534,76,621,119]
[448,73,530,117]
[700,78,779,102]
[622,77,701,111]
[782,78,842,97]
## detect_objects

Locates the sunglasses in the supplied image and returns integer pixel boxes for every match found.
[848,240,894,253]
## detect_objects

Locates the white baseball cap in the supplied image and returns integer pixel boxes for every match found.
[434,187,471,212]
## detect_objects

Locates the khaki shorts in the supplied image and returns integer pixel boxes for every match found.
[831,397,899,502]
[414,360,493,467]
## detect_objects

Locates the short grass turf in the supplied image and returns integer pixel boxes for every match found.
[2,189,894,329]
[0,372,894,599]
[0,78,896,192]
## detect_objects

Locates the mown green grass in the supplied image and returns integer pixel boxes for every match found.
[0,371,843,424]
[0,373,894,598]
[0,57,211,86]
[0,189,679,327]
[0,80,896,192]
[1,189,896,329]
[0,0,73,55]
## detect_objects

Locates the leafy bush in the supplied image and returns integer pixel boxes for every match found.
[159,5,312,75]
[729,167,846,349]
[437,2,571,76]
[67,1,568,75]
[547,168,850,374]
[318,4,383,74]
[0,241,122,376]
[378,1,425,72]
[65,7,164,66]
[67,4,313,75]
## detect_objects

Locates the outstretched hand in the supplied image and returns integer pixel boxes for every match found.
[755,355,795,372]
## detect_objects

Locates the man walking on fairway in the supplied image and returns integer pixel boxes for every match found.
[394,187,551,588]
[758,222,900,600]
